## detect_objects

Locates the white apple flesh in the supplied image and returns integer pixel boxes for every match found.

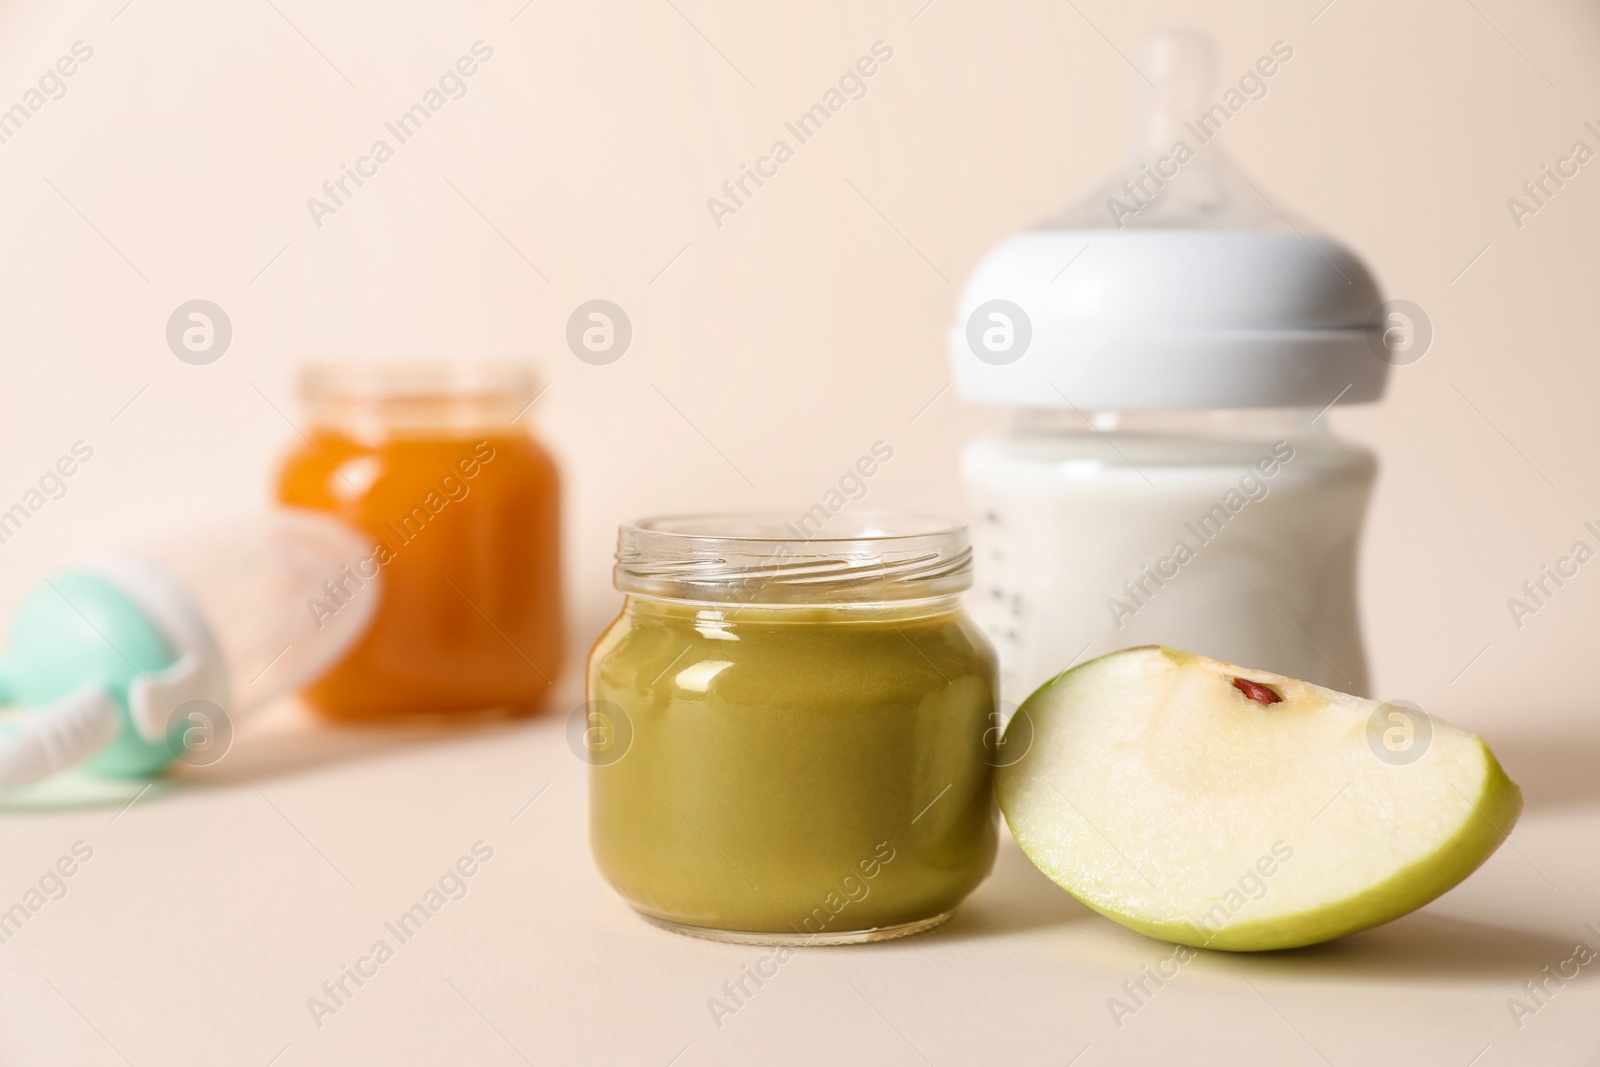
[997,646,1523,951]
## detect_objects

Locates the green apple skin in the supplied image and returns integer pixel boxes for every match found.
[997,647,1524,953]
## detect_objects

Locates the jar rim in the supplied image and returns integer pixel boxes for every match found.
[627,512,965,542]
[297,359,539,401]
[295,359,541,436]
[615,512,972,604]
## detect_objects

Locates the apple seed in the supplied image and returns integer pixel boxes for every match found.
[1232,677,1282,705]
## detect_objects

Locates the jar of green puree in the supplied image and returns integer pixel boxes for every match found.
[584,514,999,945]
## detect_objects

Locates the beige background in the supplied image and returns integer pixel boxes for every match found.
[2,0,1599,1064]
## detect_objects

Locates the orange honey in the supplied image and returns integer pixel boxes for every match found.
[276,363,562,722]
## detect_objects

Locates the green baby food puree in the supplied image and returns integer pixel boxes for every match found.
[588,596,998,941]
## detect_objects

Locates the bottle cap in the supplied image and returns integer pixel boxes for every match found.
[949,31,1387,410]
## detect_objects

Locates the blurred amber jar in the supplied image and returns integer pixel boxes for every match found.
[276,362,562,722]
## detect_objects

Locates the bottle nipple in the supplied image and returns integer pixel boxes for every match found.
[1129,30,1214,155]
[1040,29,1289,232]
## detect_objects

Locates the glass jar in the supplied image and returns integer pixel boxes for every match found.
[586,515,998,945]
[964,408,1375,705]
[276,361,562,722]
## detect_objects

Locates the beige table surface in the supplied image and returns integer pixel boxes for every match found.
[1,665,1596,1067]
[3,0,1600,1062]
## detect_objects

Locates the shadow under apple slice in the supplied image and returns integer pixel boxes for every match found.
[1193,911,1578,984]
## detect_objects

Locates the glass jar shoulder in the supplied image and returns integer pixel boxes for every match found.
[278,429,555,507]
[589,598,994,706]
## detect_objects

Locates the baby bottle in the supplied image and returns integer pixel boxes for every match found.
[949,30,1389,704]
[0,509,380,785]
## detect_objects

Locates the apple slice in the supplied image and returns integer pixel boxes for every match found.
[997,646,1522,951]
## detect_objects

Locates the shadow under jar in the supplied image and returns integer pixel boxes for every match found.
[586,515,999,945]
